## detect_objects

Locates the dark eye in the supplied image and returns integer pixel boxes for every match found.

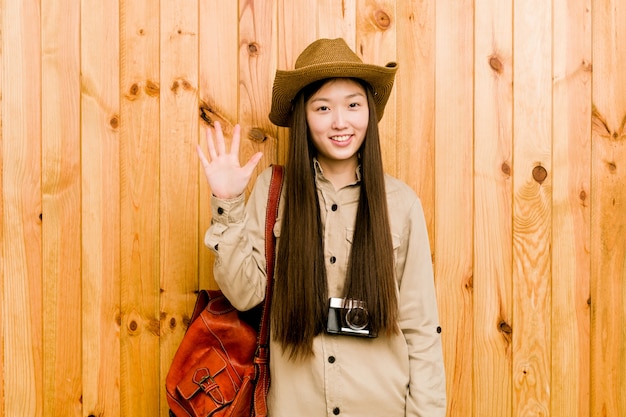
[349,102,360,108]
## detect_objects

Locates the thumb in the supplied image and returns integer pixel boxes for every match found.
[243,152,263,174]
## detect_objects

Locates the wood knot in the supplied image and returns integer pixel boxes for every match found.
[169,317,177,329]
[147,318,160,336]
[532,165,548,184]
[182,314,191,328]
[126,83,140,100]
[501,162,511,176]
[109,115,119,129]
[128,320,138,332]
[248,127,267,143]
[464,274,474,290]
[248,42,260,56]
[144,80,160,97]
[498,320,512,334]
[199,99,214,125]
[181,79,193,90]
[606,161,617,172]
[489,55,504,74]
[374,10,391,29]
[171,78,193,93]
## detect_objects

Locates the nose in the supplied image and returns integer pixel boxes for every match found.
[331,109,348,129]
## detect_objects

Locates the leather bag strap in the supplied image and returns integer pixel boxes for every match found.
[253,164,283,416]
[260,164,283,346]
[189,289,209,325]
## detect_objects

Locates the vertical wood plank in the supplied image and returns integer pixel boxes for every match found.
[277,0,317,66]
[0,3,3,410]
[40,0,82,414]
[512,0,552,415]
[356,0,397,177]
[119,0,161,415]
[198,0,239,289]
[159,0,199,414]
[434,0,475,415]
[590,0,626,415]
[80,0,121,415]
[275,0,318,163]
[396,0,436,242]
[274,1,359,163]
[474,0,513,415]
[1,0,43,415]
[318,0,357,45]
[239,0,278,186]
[552,0,592,416]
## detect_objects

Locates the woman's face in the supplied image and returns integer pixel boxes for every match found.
[305,78,369,171]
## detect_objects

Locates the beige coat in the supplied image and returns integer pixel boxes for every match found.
[205,165,446,417]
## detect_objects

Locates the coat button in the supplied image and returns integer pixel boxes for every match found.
[333,407,340,415]
[330,256,336,264]
[328,356,336,363]
[331,204,338,211]
[217,207,224,215]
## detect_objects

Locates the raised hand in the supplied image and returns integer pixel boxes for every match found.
[197,121,263,199]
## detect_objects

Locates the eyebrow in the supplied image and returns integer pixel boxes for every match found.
[309,92,366,103]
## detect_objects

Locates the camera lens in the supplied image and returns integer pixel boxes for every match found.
[345,303,369,330]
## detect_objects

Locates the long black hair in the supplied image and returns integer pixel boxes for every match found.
[272,78,398,360]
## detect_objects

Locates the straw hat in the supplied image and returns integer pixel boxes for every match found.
[269,38,398,127]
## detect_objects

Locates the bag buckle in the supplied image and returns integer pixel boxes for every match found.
[193,368,226,405]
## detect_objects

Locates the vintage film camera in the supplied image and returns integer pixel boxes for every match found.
[326,297,377,338]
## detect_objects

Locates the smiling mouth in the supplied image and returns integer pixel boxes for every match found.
[330,135,351,142]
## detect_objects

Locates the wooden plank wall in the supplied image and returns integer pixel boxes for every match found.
[1,0,625,416]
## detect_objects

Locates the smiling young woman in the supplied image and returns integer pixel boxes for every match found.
[197,38,446,417]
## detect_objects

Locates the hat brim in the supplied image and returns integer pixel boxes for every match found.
[269,61,398,127]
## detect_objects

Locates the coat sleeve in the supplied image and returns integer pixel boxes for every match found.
[203,167,274,311]
[396,196,447,417]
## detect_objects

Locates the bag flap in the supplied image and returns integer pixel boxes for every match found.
[177,347,228,400]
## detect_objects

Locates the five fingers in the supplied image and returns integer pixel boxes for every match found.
[243,152,264,174]
[230,124,242,159]
[196,144,210,168]
[214,121,227,155]
[205,123,218,161]
[197,122,263,171]
[202,121,240,163]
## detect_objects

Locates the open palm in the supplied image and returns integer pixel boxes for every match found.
[197,121,263,199]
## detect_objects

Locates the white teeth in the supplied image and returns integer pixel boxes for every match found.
[331,135,351,142]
